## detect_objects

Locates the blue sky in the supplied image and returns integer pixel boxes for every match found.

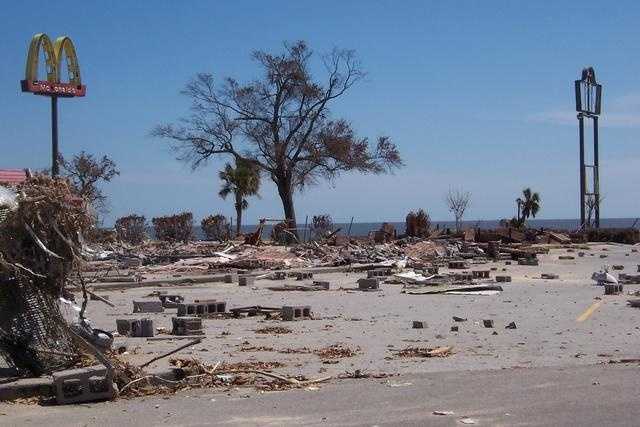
[1,1,639,225]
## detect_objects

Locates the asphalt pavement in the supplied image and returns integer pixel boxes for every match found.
[2,363,639,426]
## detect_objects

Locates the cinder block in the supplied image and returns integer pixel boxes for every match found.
[412,321,427,329]
[177,301,226,317]
[541,273,559,279]
[451,325,459,332]
[239,275,254,286]
[116,319,134,335]
[472,270,490,279]
[53,366,116,404]
[295,272,313,280]
[313,280,330,290]
[132,300,163,313]
[495,275,511,283]
[224,273,238,283]
[282,305,312,321]
[604,284,623,295]
[426,266,439,274]
[483,319,494,328]
[612,265,624,271]
[448,260,468,269]
[171,317,204,335]
[131,319,154,337]
[358,278,380,290]
[367,268,392,278]
[518,258,539,266]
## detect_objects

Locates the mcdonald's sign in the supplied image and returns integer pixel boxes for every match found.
[20,33,86,97]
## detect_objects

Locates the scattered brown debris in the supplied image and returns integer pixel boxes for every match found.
[393,346,453,358]
[314,344,359,359]
[254,326,293,335]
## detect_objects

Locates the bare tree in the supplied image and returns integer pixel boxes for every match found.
[445,188,471,231]
[153,41,402,236]
[59,151,119,216]
[585,194,604,228]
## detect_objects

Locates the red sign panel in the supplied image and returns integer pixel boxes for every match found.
[21,80,86,97]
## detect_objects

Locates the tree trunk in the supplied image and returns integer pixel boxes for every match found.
[276,178,298,238]
[234,194,242,237]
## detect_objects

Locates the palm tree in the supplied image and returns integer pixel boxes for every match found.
[218,160,261,236]
[520,188,541,224]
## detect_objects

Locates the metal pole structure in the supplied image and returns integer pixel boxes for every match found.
[593,115,600,228]
[51,96,59,176]
[578,114,586,228]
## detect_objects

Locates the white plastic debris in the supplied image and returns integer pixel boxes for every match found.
[591,268,618,285]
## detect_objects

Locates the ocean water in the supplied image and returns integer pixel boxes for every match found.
[186,218,639,240]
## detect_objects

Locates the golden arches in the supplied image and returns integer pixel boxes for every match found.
[24,33,82,85]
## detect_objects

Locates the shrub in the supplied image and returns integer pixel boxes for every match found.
[405,209,431,237]
[310,214,334,239]
[152,212,193,242]
[201,214,231,241]
[271,220,296,244]
[114,214,146,244]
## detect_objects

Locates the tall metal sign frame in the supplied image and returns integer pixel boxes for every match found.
[20,33,86,176]
[575,67,602,229]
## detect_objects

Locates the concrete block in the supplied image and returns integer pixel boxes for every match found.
[412,321,427,329]
[313,280,330,290]
[358,278,380,290]
[495,275,511,282]
[426,266,439,275]
[116,319,133,335]
[224,273,238,283]
[282,305,311,321]
[541,273,559,279]
[472,270,490,279]
[367,268,392,278]
[518,258,539,266]
[131,319,154,337]
[238,275,254,287]
[177,301,226,317]
[483,319,494,328]
[612,265,624,271]
[52,366,115,404]
[132,300,163,313]
[604,284,623,295]
[295,272,313,280]
[448,260,468,269]
[450,325,459,332]
[171,317,204,335]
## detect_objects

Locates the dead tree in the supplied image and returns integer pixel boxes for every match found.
[153,41,402,236]
[445,188,471,232]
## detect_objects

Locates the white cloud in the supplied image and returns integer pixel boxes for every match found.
[529,93,640,128]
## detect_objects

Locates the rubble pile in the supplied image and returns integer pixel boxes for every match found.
[0,176,93,375]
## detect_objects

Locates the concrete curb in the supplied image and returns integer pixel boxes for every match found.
[0,376,54,401]
[0,368,180,402]
[79,265,358,292]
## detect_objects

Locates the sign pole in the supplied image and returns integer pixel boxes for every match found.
[51,96,59,176]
